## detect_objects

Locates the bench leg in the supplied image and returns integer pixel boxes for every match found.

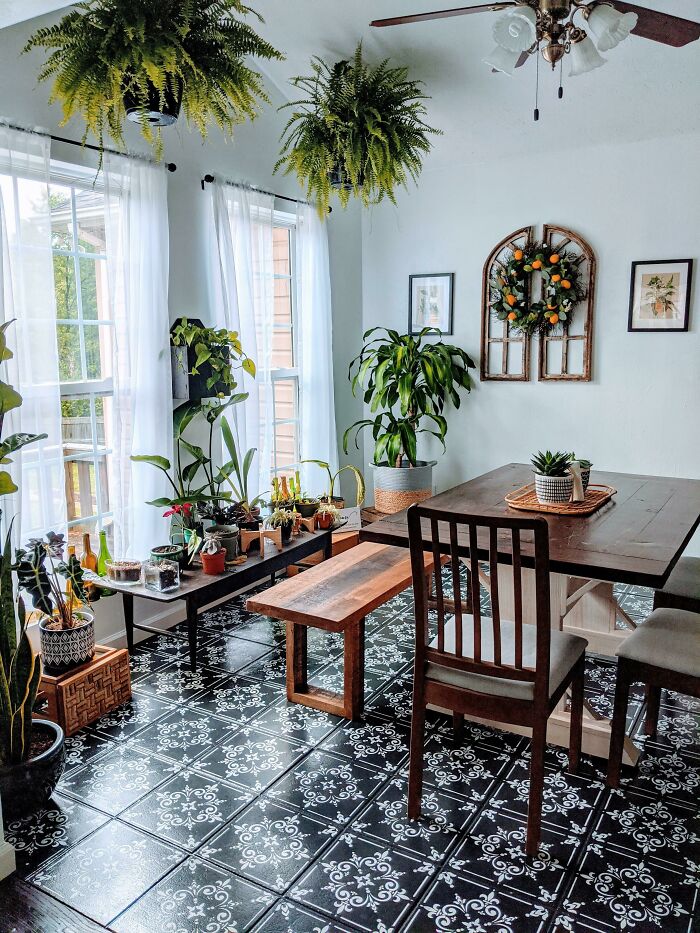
[344,617,365,720]
[286,621,308,700]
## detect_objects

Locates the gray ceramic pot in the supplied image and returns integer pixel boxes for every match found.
[208,524,239,562]
[371,460,436,514]
[39,610,95,674]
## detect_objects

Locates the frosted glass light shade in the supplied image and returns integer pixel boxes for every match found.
[587,3,638,51]
[492,6,537,53]
[483,45,521,75]
[569,36,607,76]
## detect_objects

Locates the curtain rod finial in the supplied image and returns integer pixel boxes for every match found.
[167,163,177,173]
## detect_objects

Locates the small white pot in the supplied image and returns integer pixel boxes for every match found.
[534,473,573,505]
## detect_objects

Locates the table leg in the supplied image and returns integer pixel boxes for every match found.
[286,621,308,699]
[344,616,365,720]
[323,532,333,561]
[186,598,198,673]
[123,593,134,654]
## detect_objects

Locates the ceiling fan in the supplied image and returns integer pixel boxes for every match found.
[371,2,700,80]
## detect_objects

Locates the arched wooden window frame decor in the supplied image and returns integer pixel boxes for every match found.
[481,224,596,382]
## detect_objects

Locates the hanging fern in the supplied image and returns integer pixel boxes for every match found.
[275,44,441,216]
[24,0,283,159]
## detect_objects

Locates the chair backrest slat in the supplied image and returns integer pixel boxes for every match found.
[449,522,463,657]
[468,522,482,663]
[512,528,523,669]
[489,525,502,667]
[430,518,445,653]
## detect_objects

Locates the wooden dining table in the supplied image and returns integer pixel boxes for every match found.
[360,463,700,764]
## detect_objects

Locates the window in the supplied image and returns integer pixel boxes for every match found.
[259,217,300,477]
[50,178,114,550]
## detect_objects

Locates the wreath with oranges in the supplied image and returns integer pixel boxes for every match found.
[491,243,586,336]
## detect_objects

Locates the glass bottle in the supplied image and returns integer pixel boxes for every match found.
[80,533,97,572]
[97,530,112,576]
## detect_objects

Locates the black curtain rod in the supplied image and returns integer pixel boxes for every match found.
[201,173,331,213]
[51,133,177,172]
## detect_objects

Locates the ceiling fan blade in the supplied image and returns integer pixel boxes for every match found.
[371,3,515,28]
[611,2,700,48]
[492,50,530,73]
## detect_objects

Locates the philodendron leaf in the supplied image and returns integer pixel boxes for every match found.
[242,358,256,377]
[0,432,47,463]
[0,381,22,415]
[0,472,17,495]
[131,454,172,471]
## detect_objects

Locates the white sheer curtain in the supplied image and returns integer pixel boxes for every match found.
[210,182,275,498]
[104,152,172,558]
[0,125,65,544]
[295,202,338,491]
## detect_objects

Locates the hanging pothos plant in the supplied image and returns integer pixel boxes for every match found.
[275,43,441,216]
[24,0,283,160]
[491,244,587,335]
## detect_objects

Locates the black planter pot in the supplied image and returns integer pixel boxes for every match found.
[170,319,231,402]
[124,77,183,127]
[281,522,294,544]
[0,719,65,820]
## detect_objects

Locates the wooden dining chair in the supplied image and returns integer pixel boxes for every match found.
[607,607,700,788]
[406,504,588,859]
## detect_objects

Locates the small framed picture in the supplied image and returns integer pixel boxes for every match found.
[409,273,454,335]
[628,259,693,332]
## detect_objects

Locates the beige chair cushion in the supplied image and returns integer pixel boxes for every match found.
[658,557,700,604]
[616,607,700,679]
[426,615,587,702]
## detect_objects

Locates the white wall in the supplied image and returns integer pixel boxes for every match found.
[361,133,700,551]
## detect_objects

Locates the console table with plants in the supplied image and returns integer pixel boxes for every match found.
[102,529,333,671]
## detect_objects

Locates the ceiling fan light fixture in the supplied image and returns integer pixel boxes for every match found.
[568,34,607,76]
[586,3,638,52]
[483,44,521,75]
[492,6,537,53]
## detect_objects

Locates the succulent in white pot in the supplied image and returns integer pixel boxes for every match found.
[531,450,574,504]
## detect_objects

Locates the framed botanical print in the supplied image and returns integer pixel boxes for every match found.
[628,259,693,332]
[408,273,454,335]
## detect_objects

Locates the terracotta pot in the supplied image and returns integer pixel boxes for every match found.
[201,548,226,575]
[39,610,95,674]
[0,719,65,820]
[317,512,334,530]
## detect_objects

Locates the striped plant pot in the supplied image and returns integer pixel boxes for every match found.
[534,473,574,505]
[39,610,95,674]
[372,461,436,514]
[581,468,591,493]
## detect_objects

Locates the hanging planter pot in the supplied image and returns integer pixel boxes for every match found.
[328,166,354,191]
[123,77,183,127]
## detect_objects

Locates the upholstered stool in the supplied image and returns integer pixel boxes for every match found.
[653,556,700,613]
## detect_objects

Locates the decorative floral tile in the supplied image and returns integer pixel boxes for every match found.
[290,832,435,932]
[130,706,236,766]
[133,661,228,704]
[229,614,288,647]
[203,798,336,893]
[113,856,275,933]
[91,691,175,742]
[268,750,385,826]
[366,674,413,723]
[639,710,700,755]
[196,726,308,792]
[31,820,183,926]
[62,728,114,774]
[352,775,475,863]
[253,899,355,933]
[319,716,410,773]
[305,626,345,658]
[252,698,342,746]
[129,648,174,684]
[196,634,276,675]
[372,613,415,646]
[121,768,253,850]
[623,747,700,812]
[190,674,282,724]
[363,638,414,678]
[58,744,178,815]
[312,660,389,701]
[4,793,108,877]
[135,631,193,660]
[414,729,509,801]
[240,648,326,686]
[403,872,550,932]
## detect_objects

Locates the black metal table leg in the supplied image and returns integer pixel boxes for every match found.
[123,593,134,654]
[186,598,198,672]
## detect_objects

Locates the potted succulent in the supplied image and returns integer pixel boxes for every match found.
[200,532,226,575]
[16,534,95,674]
[24,0,282,162]
[151,543,188,571]
[0,323,66,819]
[344,328,475,514]
[276,43,441,215]
[531,451,574,504]
[569,453,593,493]
[302,459,365,509]
[265,509,295,544]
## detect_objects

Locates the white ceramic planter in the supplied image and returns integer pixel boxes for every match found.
[534,473,574,505]
[39,610,95,673]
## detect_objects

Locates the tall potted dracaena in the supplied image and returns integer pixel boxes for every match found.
[344,328,475,513]
[0,322,66,820]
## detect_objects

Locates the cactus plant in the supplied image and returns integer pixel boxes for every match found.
[530,450,572,477]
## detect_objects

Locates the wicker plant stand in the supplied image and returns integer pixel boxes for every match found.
[37,646,131,737]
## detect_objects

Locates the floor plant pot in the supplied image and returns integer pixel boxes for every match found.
[534,473,574,505]
[0,719,65,820]
[201,548,226,575]
[371,461,436,514]
[124,77,182,127]
[208,524,239,563]
[39,610,95,674]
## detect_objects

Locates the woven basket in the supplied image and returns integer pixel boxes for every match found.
[372,461,436,514]
[534,473,574,504]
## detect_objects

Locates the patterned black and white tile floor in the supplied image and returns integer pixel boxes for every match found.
[5,579,699,932]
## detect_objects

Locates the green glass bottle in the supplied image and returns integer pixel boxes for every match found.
[97,530,112,576]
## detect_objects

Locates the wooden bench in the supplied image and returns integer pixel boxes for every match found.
[246,542,436,719]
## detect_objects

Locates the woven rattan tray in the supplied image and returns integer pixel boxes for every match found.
[505,483,616,516]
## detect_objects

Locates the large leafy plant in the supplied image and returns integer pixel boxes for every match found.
[24,0,283,159]
[344,328,475,468]
[15,534,92,630]
[0,322,48,765]
[276,43,440,215]
[171,318,256,395]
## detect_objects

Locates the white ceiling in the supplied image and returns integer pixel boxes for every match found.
[0,1,71,29]
[253,0,700,166]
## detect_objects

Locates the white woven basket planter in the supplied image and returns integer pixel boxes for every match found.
[534,473,574,505]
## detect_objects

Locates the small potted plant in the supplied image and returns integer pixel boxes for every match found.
[265,509,296,544]
[151,543,188,571]
[296,496,320,519]
[569,453,593,493]
[302,459,365,510]
[16,533,95,674]
[531,451,573,505]
[200,532,226,575]
[316,503,339,530]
